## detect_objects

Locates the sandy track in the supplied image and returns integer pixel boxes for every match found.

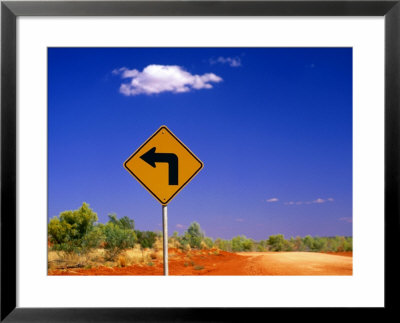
[237,252,352,275]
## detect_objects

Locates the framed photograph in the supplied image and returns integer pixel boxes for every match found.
[1,0,399,321]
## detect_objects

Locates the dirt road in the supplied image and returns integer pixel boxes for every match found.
[49,250,352,276]
[235,252,352,275]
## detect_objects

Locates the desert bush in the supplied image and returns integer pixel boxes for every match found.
[214,238,232,252]
[181,222,205,249]
[167,231,181,248]
[332,236,353,252]
[231,235,254,252]
[102,214,136,260]
[123,245,152,265]
[267,234,286,251]
[292,236,306,251]
[203,237,214,249]
[180,242,191,252]
[136,230,157,249]
[311,237,328,252]
[254,240,268,252]
[327,237,339,252]
[168,237,181,249]
[117,255,127,267]
[81,226,104,252]
[48,202,99,255]
[232,236,243,251]
[243,238,254,251]
[153,236,164,251]
[343,237,353,251]
[303,235,314,251]
[108,213,135,230]
[256,245,266,252]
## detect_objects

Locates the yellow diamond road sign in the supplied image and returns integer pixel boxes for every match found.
[124,126,203,205]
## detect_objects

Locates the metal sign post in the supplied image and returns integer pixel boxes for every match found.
[162,205,168,276]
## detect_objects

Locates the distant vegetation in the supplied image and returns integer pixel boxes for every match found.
[48,203,352,263]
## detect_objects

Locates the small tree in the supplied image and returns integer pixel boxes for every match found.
[214,238,232,252]
[267,234,286,251]
[232,235,253,252]
[312,237,328,252]
[102,214,136,260]
[48,202,99,254]
[108,213,135,230]
[136,230,157,249]
[242,237,254,251]
[343,237,353,251]
[293,236,305,251]
[256,244,266,252]
[203,237,214,249]
[181,222,205,249]
[303,235,314,251]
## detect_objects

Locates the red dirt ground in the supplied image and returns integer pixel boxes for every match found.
[48,248,352,276]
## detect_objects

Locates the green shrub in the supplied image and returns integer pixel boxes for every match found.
[136,230,157,249]
[181,222,205,249]
[311,237,328,252]
[108,213,135,230]
[231,235,254,252]
[214,238,232,252]
[243,238,254,251]
[102,215,136,260]
[303,235,314,251]
[292,236,305,251]
[267,234,286,251]
[48,202,99,254]
[203,237,214,249]
[343,237,353,251]
[256,245,266,252]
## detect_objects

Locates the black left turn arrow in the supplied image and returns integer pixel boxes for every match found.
[140,147,178,185]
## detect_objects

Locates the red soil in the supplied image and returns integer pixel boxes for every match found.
[48,248,352,276]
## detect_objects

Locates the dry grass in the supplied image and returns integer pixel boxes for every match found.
[153,237,163,251]
[200,241,209,250]
[48,245,162,270]
[122,245,151,266]
[117,255,126,267]
[48,236,201,271]
[47,250,90,270]
[168,237,180,249]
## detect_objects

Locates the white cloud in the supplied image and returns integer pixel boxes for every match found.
[266,198,279,202]
[113,65,222,96]
[176,224,185,229]
[284,197,335,205]
[210,56,241,67]
[235,218,244,222]
[339,217,352,223]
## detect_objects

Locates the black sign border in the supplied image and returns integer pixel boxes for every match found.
[124,125,204,205]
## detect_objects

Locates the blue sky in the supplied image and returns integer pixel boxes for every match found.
[48,48,352,240]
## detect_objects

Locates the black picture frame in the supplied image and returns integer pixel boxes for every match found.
[1,0,399,321]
